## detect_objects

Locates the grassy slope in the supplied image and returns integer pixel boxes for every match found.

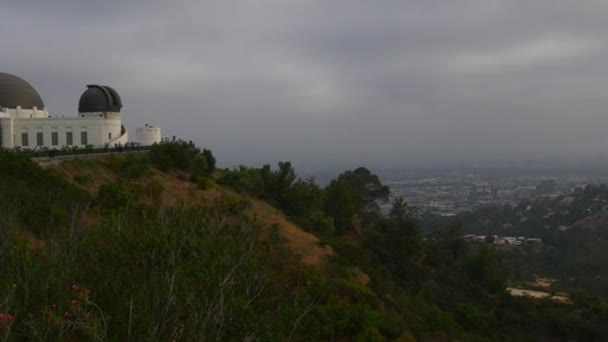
[5,153,606,340]
[0,154,347,339]
[46,156,335,268]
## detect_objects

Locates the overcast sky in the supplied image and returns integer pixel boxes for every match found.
[3,1,608,170]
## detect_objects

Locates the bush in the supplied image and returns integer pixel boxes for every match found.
[195,176,210,190]
[297,210,335,237]
[97,181,141,209]
[149,140,216,179]
[73,173,93,185]
[146,180,165,204]
[0,203,322,339]
[118,154,150,180]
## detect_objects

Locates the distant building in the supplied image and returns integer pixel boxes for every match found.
[0,72,162,150]
[503,237,518,245]
[524,238,543,246]
[135,124,162,147]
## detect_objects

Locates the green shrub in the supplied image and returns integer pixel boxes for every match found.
[0,204,324,340]
[73,173,93,185]
[146,179,165,204]
[118,154,150,180]
[195,176,210,190]
[297,210,335,237]
[97,181,141,209]
[148,140,216,177]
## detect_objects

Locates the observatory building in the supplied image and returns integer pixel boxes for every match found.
[135,124,162,146]
[0,72,162,150]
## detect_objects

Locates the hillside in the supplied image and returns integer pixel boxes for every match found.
[47,156,334,268]
[1,144,607,340]
[1,148,381,340]
[430,183,608,298]
[572,212,608,231]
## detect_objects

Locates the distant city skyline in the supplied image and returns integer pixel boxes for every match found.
[3,1,608,169]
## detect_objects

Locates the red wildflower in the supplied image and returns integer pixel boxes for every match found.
[63,311,71,318]
[50,304,57,309]
[71,299,78,305]
[71,284,81,292]
[0,313,14,322]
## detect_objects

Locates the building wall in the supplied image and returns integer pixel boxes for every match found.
[135,126,162,146]
[0,118,13,147]
[0,106,49,119]
[0,115,126,149]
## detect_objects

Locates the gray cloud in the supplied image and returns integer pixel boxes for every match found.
[3,0,608,170]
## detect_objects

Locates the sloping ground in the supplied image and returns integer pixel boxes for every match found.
[44,157,119,193]
[148,169,225,208]
[572,212,608,230]
[249,199,334,265]
[46,158,334,268]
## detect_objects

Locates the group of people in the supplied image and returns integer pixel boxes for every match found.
[24,142,149,158]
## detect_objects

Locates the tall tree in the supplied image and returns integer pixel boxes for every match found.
[325,167,389,233]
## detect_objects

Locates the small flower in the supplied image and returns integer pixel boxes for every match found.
[0,313,14,322]
[50,304,57,309]
[71,299,78,305]
[71,284,81,292]
[63,311,71,318]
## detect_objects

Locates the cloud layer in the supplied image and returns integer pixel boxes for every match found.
[3,0,608,169]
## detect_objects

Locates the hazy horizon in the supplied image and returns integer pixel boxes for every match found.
[3,1,608,170]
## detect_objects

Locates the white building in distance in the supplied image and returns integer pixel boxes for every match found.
[0,72,162,150]
[135,124,162,147]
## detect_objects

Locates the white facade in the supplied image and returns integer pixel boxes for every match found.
[135,125,162,146]
[0,108,127,150]
[1,106,49,119]
[0,75,163,151]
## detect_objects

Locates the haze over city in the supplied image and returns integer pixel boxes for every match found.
[3,1,608,169]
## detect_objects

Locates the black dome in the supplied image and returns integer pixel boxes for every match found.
[0,72,45,109]
[78,84,122,113]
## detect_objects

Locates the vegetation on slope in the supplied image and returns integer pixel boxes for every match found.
[0,143,607,340]
[432,184,608,296]
[218,157,608,340]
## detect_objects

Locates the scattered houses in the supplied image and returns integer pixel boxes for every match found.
[463,234,541,247]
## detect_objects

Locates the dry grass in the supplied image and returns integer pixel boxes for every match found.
[47,159,118,193]
[48,158,334,268]
[250,199,334,266]
[18,230,46,250]
[152,170,224,208]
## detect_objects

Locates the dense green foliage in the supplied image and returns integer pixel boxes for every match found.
[219,161,608,340]
[0,149,607,340]
[0,153,327,340]
[219,162,330,235]
[0,151,91,237]
[148,139,216,182]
